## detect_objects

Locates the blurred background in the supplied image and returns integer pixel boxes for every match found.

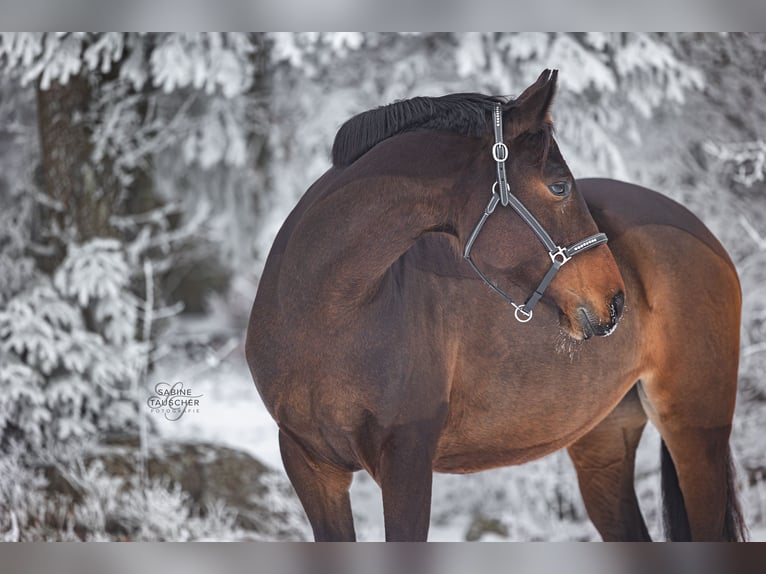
[0,32,765,541]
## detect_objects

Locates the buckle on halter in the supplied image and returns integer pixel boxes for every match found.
[549,246,571,266]
[492,142,508,162]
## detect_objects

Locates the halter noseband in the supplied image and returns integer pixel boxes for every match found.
[463,104,608,323]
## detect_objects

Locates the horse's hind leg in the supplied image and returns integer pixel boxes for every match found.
[638,304,746,540]
[567,385,651,541]
[638,375,746,541]
[279,430,356,541]
[630,226,748,540]
[637,266,746,540]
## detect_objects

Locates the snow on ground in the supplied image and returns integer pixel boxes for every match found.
[151,353,283,469]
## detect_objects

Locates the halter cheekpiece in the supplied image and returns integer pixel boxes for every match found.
[463,104,609,323]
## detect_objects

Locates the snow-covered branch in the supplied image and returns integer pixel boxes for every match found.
[738,214,766,250]
[705,140,766,188]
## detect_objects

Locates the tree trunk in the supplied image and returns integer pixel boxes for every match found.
[35,72,119,270]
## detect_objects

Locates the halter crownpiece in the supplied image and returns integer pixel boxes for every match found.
[463,103,609,323]
[493,105,511,207]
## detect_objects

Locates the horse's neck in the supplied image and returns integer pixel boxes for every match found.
[280,174,458,308]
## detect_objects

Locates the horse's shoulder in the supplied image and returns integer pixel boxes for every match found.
[266,167,347,259]
[579,178,733,267]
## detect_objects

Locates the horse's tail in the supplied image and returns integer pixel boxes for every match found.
[660,439,748,541]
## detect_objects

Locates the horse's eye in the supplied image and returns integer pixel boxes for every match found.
[548,181,571,197]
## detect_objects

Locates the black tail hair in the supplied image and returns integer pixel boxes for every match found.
[661,439,748,541]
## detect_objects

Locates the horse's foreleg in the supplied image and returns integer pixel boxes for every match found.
[378,421,439,541]
[279,430,356,541]
[567,385,651,541]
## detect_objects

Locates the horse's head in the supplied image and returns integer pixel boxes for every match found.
[460,70,625,340]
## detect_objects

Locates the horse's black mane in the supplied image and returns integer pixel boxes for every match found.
[331,93,513,167]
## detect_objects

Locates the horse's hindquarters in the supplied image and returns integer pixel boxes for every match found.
[628,226,742,540]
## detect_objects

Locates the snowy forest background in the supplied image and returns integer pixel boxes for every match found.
[0,32,765,541]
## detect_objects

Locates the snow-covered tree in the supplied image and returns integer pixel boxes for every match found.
[0,33,269,451]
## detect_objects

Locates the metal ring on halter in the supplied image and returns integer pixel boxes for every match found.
[492,142,508,162]
[549,246,571,266]
[514,306,533,323]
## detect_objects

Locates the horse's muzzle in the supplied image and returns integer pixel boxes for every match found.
[578,291,624,339]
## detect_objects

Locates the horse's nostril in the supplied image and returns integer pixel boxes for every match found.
[610,291,625,323]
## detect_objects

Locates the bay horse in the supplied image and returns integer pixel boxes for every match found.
[246,70,747,541]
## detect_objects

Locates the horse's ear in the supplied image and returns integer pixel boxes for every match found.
[509,69,558,137]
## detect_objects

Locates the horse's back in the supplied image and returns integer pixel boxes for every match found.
[579,178,735,273]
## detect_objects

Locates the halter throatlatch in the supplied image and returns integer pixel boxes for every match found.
[463,103,609,323]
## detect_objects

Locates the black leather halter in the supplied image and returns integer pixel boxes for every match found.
[463,104,608,323]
